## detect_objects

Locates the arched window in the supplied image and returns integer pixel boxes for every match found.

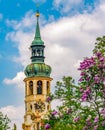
[42,50,44,56]
[47,81,50,95]
[37,49,41,56]
[32,49,35,56]
[37,80,42,94]
[33,49,36,56]
[29,81,33,95]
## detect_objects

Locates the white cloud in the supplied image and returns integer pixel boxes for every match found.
[6,30,32,66]
[3,72,25,89]
[42,4,105,80]
[5,1,105,88]
[0,105,24,130]
[6,10,35,30]
[53,0,83,13]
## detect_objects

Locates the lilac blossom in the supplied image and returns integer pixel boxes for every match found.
[81,87,91,101]
[74,116,80,122]
[95,52,102,57]
[93,125,98,130]
[94,76,100,83]
[46,96,52,102]
[78,37,105,130]
[82,126,88,130]
[94,116,99,123]
[51,110,57,116]
[44,123,50,129]
[86,117,92,126]
[100,108,105,118]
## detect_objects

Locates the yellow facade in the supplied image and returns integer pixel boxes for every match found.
[22,77,52,130]
[22,10,52,130]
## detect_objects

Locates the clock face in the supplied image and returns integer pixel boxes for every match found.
[34,101,45,113]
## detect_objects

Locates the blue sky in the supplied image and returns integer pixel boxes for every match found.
[0,0,104,129]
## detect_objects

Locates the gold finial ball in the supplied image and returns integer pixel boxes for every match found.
[36,12,40,17]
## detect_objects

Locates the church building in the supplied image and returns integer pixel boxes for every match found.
[22,10,52,130]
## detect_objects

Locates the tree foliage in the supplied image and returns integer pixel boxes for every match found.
[41,36,105,130]
[93,36,105,56]
[0,112,10,130]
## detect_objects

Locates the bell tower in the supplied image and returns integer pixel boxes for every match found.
[22,10,52,130]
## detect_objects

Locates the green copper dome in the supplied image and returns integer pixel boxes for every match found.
[25,63,51,77]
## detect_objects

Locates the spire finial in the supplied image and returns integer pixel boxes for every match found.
[34,4,41,40]
[36,4,40,17]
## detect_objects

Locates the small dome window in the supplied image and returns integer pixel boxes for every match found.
[37,80,42,94]
[29,81,33,95]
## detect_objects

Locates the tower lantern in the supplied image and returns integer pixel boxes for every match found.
[22,10,52,130]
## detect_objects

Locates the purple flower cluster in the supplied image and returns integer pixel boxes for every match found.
[43,110,58,130]
[83,124,98,130]
[79,51,105,102]
[78,50,105,129]
[95,52,105,69]
[100,108,105,118]
[46,96,52,102]
[102,86,105,98]
[93,125,98,130]
[78,57,96,70]
[51,110,57,116]
[44,123,50,130]
[82,116,99,130]
[74,116,80,122]
[86,117,92,126]
[94,76,100,83]
[81,87,91,101]
[94,116,99,123]
[96,52,102,57]
[83,126,88,130]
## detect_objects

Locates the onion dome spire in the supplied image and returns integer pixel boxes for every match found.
[24,9,52,78]
[31,10,45,63]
